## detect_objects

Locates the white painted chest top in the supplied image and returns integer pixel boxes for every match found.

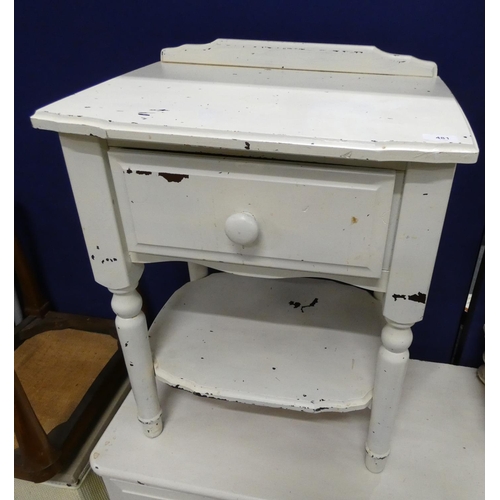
[32,39,478,485]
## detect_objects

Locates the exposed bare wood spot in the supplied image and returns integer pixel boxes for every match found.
[158,172,189,183]
[392,294,406,301]
[301,298,318,313]
[408,292,426,304]
[392,292,426,304]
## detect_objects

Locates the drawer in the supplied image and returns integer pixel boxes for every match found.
[105,478,207,499]
[109,149,396,278]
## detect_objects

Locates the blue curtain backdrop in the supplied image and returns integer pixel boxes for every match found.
[14,0,484,365]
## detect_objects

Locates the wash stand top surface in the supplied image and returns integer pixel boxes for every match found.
[31,39,478,165]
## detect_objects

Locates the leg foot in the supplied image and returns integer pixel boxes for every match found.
[365,446,389,473]
[139,412,163,438]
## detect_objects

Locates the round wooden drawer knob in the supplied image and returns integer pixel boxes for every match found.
[224,212,259,245]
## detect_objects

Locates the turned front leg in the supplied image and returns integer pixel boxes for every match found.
[365,320,413,473]
[110,286,163,438]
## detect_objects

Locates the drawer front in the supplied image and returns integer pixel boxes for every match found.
[109,149,396,278]
[106,478,207,499]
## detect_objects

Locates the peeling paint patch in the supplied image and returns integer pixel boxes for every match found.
[158,172,189,183]
[301,298,319,313]
[392,292,426,304]
[100,257,118,264]
[392,294,407,301]
[351,216,358,224]
[408,292,426,304]
[136,170,152,176]
[245,141,251,150]
[289,298,319,311]
[192,391,209,398]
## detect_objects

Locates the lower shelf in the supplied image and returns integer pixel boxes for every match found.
[151,273,384,413]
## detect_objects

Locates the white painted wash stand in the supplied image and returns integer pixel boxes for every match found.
[32,40,478,478]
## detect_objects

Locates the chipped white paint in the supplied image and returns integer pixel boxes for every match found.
[161,39,438,77]
[108,148,396,278]
[151,273,384,413]
[110,285,162,438]
[32,41,478,164]
[31,40,479,475]
[365,321,413,472]
[383,163,456,324]
[59,134,144,290]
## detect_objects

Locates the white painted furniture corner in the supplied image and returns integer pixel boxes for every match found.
[31,39,478,483]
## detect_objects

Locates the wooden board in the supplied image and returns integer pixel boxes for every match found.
[109,148,397,279]
[151,273,384,412]
[31,41,478,164]
[161,39,438,77]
